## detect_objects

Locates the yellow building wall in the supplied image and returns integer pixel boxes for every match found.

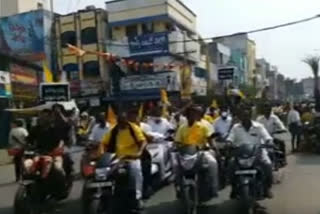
[112,26,126,40]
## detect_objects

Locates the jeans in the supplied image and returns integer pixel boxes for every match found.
[128,159,143,200]
[172,150,219,196]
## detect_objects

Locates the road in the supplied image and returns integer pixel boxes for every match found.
[1,146,320,213]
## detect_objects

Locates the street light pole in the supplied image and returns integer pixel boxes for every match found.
[50,0,54,13]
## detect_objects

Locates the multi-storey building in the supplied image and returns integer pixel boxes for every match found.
[106,0,205,101]
[55,6,108,107]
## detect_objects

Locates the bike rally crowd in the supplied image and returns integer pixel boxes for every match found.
[6,91,319,214]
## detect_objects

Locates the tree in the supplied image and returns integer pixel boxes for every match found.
[303,55,320,111]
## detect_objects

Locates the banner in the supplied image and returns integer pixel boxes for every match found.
[120,71,180,93]
[129,32,169,55]
[40,83,70,102]
[0,71,11,97]
[0,10,45,58]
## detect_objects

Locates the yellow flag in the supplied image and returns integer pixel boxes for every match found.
[160,89,169,104]
[107,106,117,126]
[138,104,144,121]
[43,61,53,83]
[211,99,218,108]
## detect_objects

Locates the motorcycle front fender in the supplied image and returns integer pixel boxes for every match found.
[238,176,252,185]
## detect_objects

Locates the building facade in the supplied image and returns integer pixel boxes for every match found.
[0,9,53,107]
[214,34,257,86]
[55,7,109,107]
[0,0,49,17]
[106,0,205,100]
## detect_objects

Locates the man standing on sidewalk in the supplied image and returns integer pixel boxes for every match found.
[8,119,28,182]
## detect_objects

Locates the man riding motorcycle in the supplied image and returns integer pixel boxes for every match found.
[100,111,147,210]
[174,105,219,199]
[146,107,173,137]
[26,108,69,199]
[214,107,233,141]
[227,104,274,198]
[257,103,287,165]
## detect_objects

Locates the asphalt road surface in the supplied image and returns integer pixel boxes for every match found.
[1,152,320,214]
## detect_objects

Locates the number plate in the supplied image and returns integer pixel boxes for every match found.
[87,182,112,188]
[235,170,257,175]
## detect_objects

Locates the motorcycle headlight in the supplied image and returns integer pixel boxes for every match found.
[238,157,255,168]
[179,154,198,171]
[95,167,111,181]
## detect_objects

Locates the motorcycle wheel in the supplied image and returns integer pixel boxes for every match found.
[240,185,255,214]
[87,199,102,214]
[14,185,38,214]
[183,185,198,214]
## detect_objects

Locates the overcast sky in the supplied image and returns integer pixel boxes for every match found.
[54,0,320,80]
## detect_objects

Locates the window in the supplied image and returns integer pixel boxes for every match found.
[83,61,100,78]
[81,27,98,44]
[142,22,154,34]
[128,58,154,74]
[126,25,138,38]
[37,2,43,9]
[61,31,76,48]
[63,64,79,81]
[165,23,174,31]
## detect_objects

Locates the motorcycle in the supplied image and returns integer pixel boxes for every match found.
[14,146,73,214]
[81,153,142,214]
[231,143,273,214]
[174,145,215,214]
[270,130,287,171]
[304,120,320,153]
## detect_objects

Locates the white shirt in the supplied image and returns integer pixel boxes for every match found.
[9,127,29,148]
[147,117,173,136]
[214,116,232,138]
[227,121,272,147]
[140,122,152,135]
[257,114,286,135]
[170,114,187,130]
[287,109,301,125]
[89,123,110,143]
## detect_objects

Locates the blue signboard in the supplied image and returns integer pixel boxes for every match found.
[129,32,169,55]
[0,10,45,56]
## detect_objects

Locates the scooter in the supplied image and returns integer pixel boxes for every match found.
[146,134,174,187]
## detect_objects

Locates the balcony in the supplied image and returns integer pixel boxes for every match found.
[107,30,200,62]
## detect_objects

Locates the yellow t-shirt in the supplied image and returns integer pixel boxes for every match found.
[175,122,210,146]
[101,123,146,158]
[301,112,313,123]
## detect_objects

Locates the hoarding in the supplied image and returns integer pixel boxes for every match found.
[0,10,47,60]
[129,32,169,55]
[120,71,180,94]
[0,71,11,97]
[40,83,70,102]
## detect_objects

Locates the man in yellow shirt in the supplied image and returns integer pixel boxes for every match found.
[174,105,219,198]
[100,111,147,208]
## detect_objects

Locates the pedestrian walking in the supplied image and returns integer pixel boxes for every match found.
[287,105,302,152]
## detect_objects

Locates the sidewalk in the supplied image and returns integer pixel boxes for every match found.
[0,149,12,166]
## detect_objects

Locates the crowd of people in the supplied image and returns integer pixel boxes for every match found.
[6,98,320,211]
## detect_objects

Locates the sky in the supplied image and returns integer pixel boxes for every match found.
[53,0,320,80]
